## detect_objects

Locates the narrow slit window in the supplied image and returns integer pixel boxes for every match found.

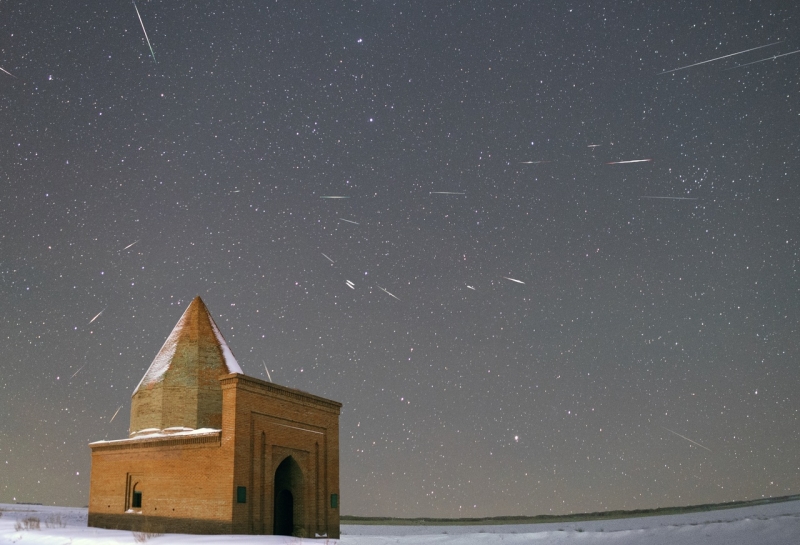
[132,491,142,508]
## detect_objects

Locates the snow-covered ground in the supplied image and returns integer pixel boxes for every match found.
[1,500,799,544]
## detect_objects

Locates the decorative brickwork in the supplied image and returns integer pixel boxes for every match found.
[88,297,341,538]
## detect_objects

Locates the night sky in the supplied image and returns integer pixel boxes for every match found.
[1,1,799,517]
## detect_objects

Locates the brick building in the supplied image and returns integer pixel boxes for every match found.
[88,296,341,538]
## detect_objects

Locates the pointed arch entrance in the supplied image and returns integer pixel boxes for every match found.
[273,456,303,536]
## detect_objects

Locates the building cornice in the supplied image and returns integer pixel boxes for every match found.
[219,373,342,413]
[89,430,221,451]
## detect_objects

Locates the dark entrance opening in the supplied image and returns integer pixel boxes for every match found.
[273,456,303,536]
[274,489,293,535]
[131,481,142,509]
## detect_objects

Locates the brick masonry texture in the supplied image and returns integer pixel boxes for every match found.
[88,297,341,538]
[130,297,232,433]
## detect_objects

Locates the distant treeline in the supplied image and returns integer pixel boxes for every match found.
[341,494,800,526]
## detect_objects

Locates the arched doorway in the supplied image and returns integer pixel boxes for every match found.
[273,456,303,536]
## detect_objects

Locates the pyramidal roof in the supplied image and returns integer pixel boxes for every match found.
[133,296,242,394]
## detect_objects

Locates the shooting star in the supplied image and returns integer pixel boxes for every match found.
[320,195,350,199]
[0,66,17,79]
[640,196,699,200]
[88,307,107,325]
[658,41,781,75]
[430,191,466,195]
[661,426,712,452]
[606,159,653,165]
[109,405,123,424]
[70,363,87,380]
[121,240,140,251]
[502,276,525,284]
[321,253,335,264]
[377,286,401,301]
[520,160,551,164]
[587,144,602,148]
[338,218,360,225]
[345,280,355,289]
[263,361,272,382]
[133,0,156,64]
[723,48,800,70]
[466,285,476,290]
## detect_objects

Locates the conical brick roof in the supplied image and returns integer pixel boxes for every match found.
[129,296,243,435]
[133,296,242,393]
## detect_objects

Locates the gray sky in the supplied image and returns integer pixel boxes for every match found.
[1,1,798,517]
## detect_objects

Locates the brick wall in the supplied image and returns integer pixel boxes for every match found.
[88,430,235,533]
[223,374,341,538]
[89,373,341,538]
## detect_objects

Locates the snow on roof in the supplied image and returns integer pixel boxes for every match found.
[208,306,243,375]
[132,296,242,394]
[90,428,221,445]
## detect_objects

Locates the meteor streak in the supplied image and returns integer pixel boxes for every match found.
[263,361,272,382]
[70,363,87,380]
[658,41,780,74]
[466,285,476,290]
[0,66,17,78]
[88,307,107,325]
[723,48,800,70]
[320,195,350,199]
[640,196,698,200]
[133,1,156,64]
[345,280,355,289]
[109,405,123,423]
[338,218,360,225]
[606,159,653,165]
[121,240,139,251]
[661,426,712,452]
[502,276,525,284]
[520,160,551,164]
[321,253,335,264]
[430,191,465,195]
[377,286,401,301]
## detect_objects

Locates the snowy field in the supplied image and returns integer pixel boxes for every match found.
[1,500,799,544]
